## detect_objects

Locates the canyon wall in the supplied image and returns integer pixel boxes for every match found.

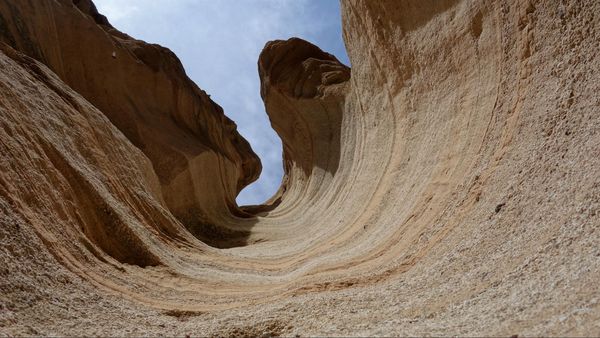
[0,0,599,336]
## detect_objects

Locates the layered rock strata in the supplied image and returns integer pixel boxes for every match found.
[0,0,599,336]
[0,0,261,248]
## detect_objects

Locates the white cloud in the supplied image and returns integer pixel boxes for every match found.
[94,0,348,205]
[94,0,139,22]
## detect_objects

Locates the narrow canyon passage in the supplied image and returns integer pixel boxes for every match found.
[0,0,599,335]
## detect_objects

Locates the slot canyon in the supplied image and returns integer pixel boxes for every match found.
[0,0,599,335]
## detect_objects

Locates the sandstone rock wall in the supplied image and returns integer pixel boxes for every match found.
[0,0,261,246]
[0,0,598,336]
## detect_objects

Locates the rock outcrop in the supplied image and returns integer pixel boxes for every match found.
[0,0,261,248]
[1,0,599,336]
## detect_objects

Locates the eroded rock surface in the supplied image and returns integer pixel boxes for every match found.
[0,0,261,248]
[1,0,599,336]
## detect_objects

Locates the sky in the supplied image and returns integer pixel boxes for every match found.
[94,0,349,205]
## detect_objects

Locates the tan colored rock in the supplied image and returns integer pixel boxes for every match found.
[0,0,599,336]
[249,38,350,213]
[0,0,261,247]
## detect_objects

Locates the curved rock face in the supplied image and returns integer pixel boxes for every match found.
[254,38,350,212]
[0,0,261,248]
[1,0,599,336]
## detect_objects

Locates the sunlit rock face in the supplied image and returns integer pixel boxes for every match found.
[1,0,599,336]
[0,0,261,250]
